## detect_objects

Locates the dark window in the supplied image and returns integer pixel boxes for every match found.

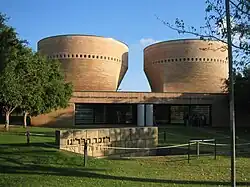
[75,104,137,125]
[154,105,171,124]
[92,55,95,58]
[84,55,87,58]
[72,54,74,57]
[187,58,190,61]
[183,58,186,61]
[88,55,91,58]
[68,54,70,58]
[80,54,82,58]
[96,56,99,59]
[76,54,78,57]
[100,56,103,59]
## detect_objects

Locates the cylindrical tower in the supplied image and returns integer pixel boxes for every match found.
[38,35,128,91]
[144,39,228,93]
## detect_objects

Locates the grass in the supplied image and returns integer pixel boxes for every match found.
[0,125,250,187]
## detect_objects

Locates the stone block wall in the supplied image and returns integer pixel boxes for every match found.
[56,127,158,158]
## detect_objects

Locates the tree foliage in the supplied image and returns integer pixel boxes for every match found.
[156,0,250,69]
[19,53,73,127]
[223,66,250,111]
[0,12,73,129]
[0,13,27,130]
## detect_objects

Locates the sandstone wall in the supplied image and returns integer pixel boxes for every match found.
[56,127,158,158]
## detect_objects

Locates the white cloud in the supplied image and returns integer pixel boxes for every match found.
[139,38,161,47]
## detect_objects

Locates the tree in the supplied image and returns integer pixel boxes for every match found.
[19,53,73,127]
[17,50,47,128]
[21,53,72,126]
[156,0,250,69]
[0,12,73,129]
[224,66,250,110]
[0,13,28,130]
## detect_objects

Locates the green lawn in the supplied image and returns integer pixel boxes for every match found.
[0,125,250,187]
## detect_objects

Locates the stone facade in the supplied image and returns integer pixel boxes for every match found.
[38,35,128,91]
[55,127,158,158]
[144,39,229,93]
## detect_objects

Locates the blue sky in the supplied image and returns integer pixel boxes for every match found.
[1,0,207,91]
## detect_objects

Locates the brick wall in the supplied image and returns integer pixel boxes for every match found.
[30,103,75,127]
[30,91,230,127]
[144,39,229,93]
[37,35,128,91]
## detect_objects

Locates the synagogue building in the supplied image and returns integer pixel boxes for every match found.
[30,35,230,127]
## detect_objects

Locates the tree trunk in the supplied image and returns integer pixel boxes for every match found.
[5,112,10,131]
[23,112,28,128]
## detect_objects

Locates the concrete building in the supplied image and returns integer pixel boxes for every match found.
[31,35,230,128]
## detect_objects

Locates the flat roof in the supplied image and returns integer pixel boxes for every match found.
[38,34,128,48]
[143,38,223,51]
[73,90,228,95]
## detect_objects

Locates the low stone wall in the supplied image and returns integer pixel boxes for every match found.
[55,127,158,158]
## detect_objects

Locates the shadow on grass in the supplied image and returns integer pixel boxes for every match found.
[0,140,249,186]
[0,142,57,149]
[3,131,55,138]
[0,163,249,186]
